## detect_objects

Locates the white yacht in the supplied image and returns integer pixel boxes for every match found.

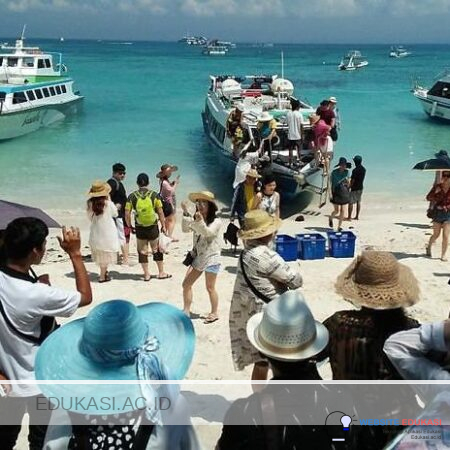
[338,51,368,71]
[389,46,410,58]
[0,29,83,141]
[202,75,331,204]
[413,71,450,122]
[202,40,229,55]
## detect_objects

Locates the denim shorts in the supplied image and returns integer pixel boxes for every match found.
[205,264,221,274]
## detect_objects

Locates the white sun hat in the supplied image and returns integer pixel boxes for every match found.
[257,111,274,122]
[246,291,329,361]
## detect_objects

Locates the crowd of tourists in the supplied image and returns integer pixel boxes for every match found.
[0,159,448,450]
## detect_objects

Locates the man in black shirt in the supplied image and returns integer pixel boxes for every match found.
[347,155,366,221]
[107,162,129,264]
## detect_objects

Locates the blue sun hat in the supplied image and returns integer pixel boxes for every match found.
[35,300,195,422]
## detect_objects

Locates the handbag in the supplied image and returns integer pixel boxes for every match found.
[239,251,271,304]
[183,235,201,267]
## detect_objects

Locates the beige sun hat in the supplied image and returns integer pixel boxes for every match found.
[309,113,320,125]
[156,164,178,179]
[257,111,273,122]
[87,181,111,198]
[335,251,420,310]
[188,190,217,205]
[246,168,262,179]
[247,291,329,361]
[238,209,282,240]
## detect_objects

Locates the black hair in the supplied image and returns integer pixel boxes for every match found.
[320,100,330,107]
[137,173,149,187]
[291,99,300,110]
[262,173,276,186]
[197,201,218,226]
[112,163,126,173]
[3,217,48,261]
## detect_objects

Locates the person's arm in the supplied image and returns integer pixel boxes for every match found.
[109,201,118,218]
[156,206,167,234]
[189,215,221,239]
[275,192,280,219]
[426,185,438,202]
[230,184,241,220]
[181,201,194,233]
[57,227,92,307]
[252,192,262,210]
[265,251,303,289]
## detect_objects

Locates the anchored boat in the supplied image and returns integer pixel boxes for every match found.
[0,29,83,141]
[413,70,450,122]
[389,46,411,58]
[338,51,368,71]
[201,74,331,205]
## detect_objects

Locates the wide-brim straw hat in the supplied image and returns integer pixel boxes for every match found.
[156,164,178,179]
[247,291,329,361]
[335,251,420,310]
[246,168,262,179]
[238,209,282,240]
[257,111,273,122]
[188,190,217,206]
[87,180,111,198]
[35,300,195,415]
[309,113,320,124]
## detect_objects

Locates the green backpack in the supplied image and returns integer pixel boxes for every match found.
[132,191,158,226]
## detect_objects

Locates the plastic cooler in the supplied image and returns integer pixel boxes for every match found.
[296,233,326,260]
[327,231,356,258]
[275,234,298,262]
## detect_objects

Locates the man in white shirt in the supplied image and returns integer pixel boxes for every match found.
[285,99,304,166]
[0,217,92,450]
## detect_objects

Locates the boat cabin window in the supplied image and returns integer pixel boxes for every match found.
[38,59,45,69]
[49,87,56,96]
[55,85,61,94]
[0,57,3,67]
[42,88,50,98]
[26,90,36,101]
[7,57,19,67]
[12,92,27,104]
[428,81,450,98]
[23,57,34,68]
[61,85,67,93]
[0,92,6,102]
[45,59,51,68]
[35,89,43,99]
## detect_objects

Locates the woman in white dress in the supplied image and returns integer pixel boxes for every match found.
[254,173,280,218]
[87,181,120,282]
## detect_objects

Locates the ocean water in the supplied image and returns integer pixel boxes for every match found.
[1,40,449,209]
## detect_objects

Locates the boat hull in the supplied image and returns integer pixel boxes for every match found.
[0,96,83,140]
[414,91,450,122]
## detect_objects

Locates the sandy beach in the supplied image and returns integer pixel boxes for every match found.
[12,193,447,448]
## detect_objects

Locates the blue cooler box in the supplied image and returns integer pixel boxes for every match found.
[327,231,356,258]
[275,234,298,262]
[296,233,326,260]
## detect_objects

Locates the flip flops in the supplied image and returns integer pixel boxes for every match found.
[98,276,111,283]
[153,274,172,280]
[203,314,219,324]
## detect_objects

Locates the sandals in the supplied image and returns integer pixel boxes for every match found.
[203,314,219,324]
[426,245,432,257]
[154,274,172,280]
[98,276,111,283]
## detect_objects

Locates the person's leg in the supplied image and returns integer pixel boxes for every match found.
[427,223,442,256]
[182,266,203,315]
[27,396,51,450]
[347,202,354,221]
[329,203,339,227]
[441,223,450,261]
[337,205,347,231]
[0,396,26,450]
[137,238,151,280]
[204,271,219,322]
[99,264,108,282]
[150,238,170,278]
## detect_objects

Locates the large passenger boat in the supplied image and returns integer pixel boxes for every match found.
[201,74,331,205]
[0,30,83,141]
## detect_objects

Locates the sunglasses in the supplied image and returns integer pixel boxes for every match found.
[195,200,209,206]
[443,174,450,178]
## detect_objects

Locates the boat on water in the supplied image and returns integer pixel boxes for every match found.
[389,46,410,58]
[201,74,330,204]
[203,41,229,55]
[178,35,208,46]
[338,51,368,71]
[0,30,83,141]
[413,70,450,122]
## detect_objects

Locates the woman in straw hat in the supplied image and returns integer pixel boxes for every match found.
[320,251,420,381]
[230,168,262,226]
[87,181,120,282]
[157,164,180,241]
[181,191,222,324]
[229,210,303,381]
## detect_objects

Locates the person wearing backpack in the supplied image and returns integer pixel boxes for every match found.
[125,173,171,281]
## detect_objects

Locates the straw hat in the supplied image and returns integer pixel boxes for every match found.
[87,181,111,198]
[309,113,320,125]
[238,209,282,240]
[156,164,178,179]
[188,190,217,205]
[247,291,329,361]
[246,168,262,179]
[335,251,420,310]
[257,111,273,122]
[35,300,195,415]
[329,96,337,103]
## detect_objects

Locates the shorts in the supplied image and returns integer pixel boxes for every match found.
[136,225,160,263]
[433,210,450,224]
[288,139,302,150]
[205,264,221,274]
[350,190,363,204]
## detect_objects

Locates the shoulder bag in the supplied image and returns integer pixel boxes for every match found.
[239,251,271,304]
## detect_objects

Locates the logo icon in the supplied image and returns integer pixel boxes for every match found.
[325,411,357,442]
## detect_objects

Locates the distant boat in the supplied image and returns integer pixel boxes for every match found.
[338,50,368,71]
[203,40,230,55]
[413,70,450,122]
[389,46,410,58]
[178,35,207,46]
[60,37,64,42]
[111,42,133,45]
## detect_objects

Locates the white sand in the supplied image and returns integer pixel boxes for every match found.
[15,194,450,449]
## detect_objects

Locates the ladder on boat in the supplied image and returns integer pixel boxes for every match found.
[318,169,330,208]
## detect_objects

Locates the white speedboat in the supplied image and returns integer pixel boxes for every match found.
[338,51,368,71]
[178,35,207,46]
[203,42,228,55]
[389,46,410,58]
[201,75,331,204]
[0,30,83,141]
[413,71,450,122]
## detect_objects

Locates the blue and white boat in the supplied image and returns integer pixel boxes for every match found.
[202,74,330,205]
[0,30,83,141]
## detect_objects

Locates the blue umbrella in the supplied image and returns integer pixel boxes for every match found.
[413,157,450,171]
[0,199,60,230]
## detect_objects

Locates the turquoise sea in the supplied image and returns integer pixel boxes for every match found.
[1,40,450,209]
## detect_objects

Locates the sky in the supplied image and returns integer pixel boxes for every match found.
[1,0,450,43]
